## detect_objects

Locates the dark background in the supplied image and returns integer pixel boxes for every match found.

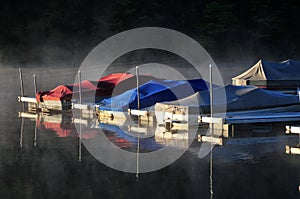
[1,0,300,67]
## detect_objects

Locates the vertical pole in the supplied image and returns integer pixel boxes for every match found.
[78,70,82,162]
[19,68,24,97]
[135,66,140,181]
[209,64,213,119]
[19,68,25,110]
[78,70,82,105]
[136,66,140,110]
[209,64,214,199]
[33,74,37,95]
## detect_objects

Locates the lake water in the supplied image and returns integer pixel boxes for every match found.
[1,67,300,199]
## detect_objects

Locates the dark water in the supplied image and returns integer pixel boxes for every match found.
[1,67,300,199]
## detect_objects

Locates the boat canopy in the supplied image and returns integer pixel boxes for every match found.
[232,59,300,86]
[36,73,160,102]
[98,79,208,111]
[155,84,300,114]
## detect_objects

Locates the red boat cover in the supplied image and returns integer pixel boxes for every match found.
[36,73,150,102]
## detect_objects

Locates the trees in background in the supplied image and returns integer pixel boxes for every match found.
[0,0,300,65]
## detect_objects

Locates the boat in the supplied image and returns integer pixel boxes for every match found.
[98,78,208,112]
[155,84,300,124]
[20,73,161,112]
[232,59,300,93]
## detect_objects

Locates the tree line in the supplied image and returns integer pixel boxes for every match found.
[1,0,300,66]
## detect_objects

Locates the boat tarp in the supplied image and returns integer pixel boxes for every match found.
[98,79,208,111]
[36,73,160,102]
[232,59,300,85]
[155,84,300,114]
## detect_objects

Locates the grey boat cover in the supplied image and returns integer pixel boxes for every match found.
[232,59,300,85]
[155,85,300,114]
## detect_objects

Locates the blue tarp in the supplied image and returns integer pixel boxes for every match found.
[262,59,300,80]
[232,59,300,84]
[158,84,300,113]
[98,79,208,111]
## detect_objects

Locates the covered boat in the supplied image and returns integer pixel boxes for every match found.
[155,85,300,123]
[232,59,300,91]
[36,73,160,110]
[98,79,208,112]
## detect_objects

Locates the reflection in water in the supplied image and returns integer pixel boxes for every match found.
[7,108,300,198]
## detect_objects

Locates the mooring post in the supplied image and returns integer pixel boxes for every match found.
[33,74,37,95]
[136,66,140,110]
[78,70,82,105]
[209,64,213,119]
[78,70,82,162]
[19,68,25,110]
[19,68,24,97]
[135,65,140,181]
[209,64,214,135]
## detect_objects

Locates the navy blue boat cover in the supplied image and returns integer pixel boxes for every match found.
[232,59,300,85]
[157,84,300,113]
[98,79,208,111]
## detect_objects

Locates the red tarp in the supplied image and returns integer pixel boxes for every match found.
[36,73,158,102]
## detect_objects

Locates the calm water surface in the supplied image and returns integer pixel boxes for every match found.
[0,67,300,199]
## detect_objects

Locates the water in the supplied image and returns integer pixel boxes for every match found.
[1,67,300,199]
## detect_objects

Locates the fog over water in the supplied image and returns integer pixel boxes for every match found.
[0,54,300,198]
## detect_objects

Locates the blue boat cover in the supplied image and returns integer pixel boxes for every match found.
[98,79,208,111]
[157,84,300,113]
[232,59,300,85]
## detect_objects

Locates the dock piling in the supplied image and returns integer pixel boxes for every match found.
[19,68,25,110]
[33,74,37,95]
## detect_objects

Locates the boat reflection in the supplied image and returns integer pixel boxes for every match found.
[18,111,300,163]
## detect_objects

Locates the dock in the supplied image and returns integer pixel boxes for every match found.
[199,105,300,133]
